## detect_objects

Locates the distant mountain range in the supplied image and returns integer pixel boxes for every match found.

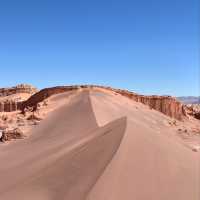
[177,96,200,104]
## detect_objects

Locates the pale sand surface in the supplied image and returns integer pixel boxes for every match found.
[0,90,199,200]
[88,90,200,200]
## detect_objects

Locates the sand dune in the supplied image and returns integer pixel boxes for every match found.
[88,91,200,200]
[0,90,199,200]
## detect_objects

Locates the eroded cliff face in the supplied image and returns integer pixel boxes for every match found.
[0,84,37,97]
[19,85,186,120]
[117,92,185,120]
[101,87,186,120]
[0,84,188,120]
[20,86,80,113]
[0,84,38,112]
[0,101,23,112]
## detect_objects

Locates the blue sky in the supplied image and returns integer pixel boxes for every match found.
[0,0,199,96]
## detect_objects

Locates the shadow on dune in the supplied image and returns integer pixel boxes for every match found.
[0,91,127,200]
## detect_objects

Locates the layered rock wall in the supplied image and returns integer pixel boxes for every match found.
[98,87,185,120]
[20,85,186,120]
[123,94,184,120]
[0,84,37,97]
[0,101,22,112]
[0,84,37,112]
[20,86,81,113]
[0,84,186,120]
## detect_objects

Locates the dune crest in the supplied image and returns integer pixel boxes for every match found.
[0,92,126,200]
[0,89,200,200]
[0,84,187,119]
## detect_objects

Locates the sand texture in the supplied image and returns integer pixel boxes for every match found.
[0,90,199,200]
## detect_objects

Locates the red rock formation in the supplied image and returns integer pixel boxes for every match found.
[0,128,24,142]
[0,101,23,112]
[184,104,200,120]
[0,84,37,112]
[0,84,37,97]
[20,86,80,113]
[100,87,185,120]
[20,85,186,120]
[0,84,186,120]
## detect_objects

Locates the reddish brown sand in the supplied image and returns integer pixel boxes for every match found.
[0,90,199,200]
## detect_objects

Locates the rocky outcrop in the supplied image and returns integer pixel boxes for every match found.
[98,87,185,120]
[0,84,37,112]
[117,92,184,120]
[20,85,186,120]
[20,86,81,113]
[0,128,24,142]
[0,84,187,120]
[184,104,200,120]
[0,101,23,112]
[0,84,37,97]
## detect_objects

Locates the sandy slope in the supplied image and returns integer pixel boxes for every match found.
[0,90,199,200]
[88,90,200,200]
